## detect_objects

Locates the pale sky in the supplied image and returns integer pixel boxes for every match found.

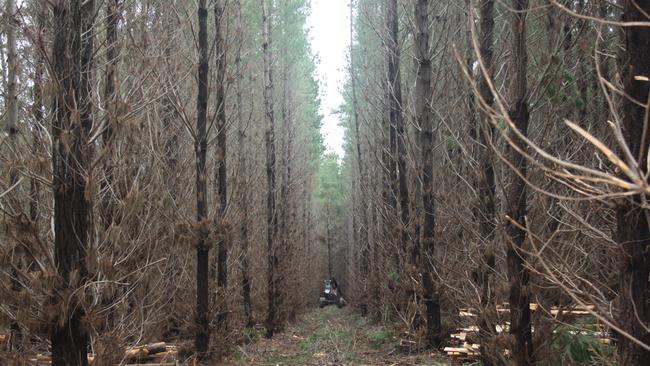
[307,0,350,159]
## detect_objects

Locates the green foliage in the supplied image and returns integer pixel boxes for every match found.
[232,349,245,361]
[274,0,324,167]
[316,153,345,208]
[446,137,459,152]
[497,119,507,131]
[242,326,261,344]
[298,330,324,352]
[297,320,351,354]
[388,271,400,283]
[367,327,393,349]
[245,0,324,169]
[463,362,482,366]
[544,323,614,365]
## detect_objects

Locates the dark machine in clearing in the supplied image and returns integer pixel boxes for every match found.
[319,278,345,308]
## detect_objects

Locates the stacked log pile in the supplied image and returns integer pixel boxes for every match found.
[443,304,609,361]
[28,342,178,366]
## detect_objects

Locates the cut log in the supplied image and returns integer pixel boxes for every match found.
[451,332,467,341]
[28,353,94,365]
[443,346,480,357]
[125,342,169,358]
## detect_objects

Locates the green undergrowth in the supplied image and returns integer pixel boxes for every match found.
[542,317,615,366]
[228,306,451,365]
[367,326,393,349]
[242,326,262,344]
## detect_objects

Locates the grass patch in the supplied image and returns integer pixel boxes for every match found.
[242,326,261,344]
[367,327,393,349]
[231,349,245,361]
[297,326,352,351]
[315,305,338,322]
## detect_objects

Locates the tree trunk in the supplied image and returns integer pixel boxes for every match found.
[385,0,403,273]
[505,1,533,365]
[380,2,398,275]
[194,0,210,360]
[162,0,179,183]
[615,1,650,364]
[50,0,96,364]
[5,0,23,352]
[349,0,370,317]
[5,0,17,138]
[101,0,119,229]
[261,0,279,339]
[278,6,293,324]
[326,205,333,278]
[390,1,410,269]
[235,0,253,329]
[214,0,229,333]
[474,0,498,364]
[414,0,442,348]
[30,4,45,225]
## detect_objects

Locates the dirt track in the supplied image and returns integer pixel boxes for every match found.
[222,307,446,366]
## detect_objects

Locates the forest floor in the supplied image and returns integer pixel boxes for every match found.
[221,306,451,366]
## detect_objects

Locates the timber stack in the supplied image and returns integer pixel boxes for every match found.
[444,303,610,361]
[28,342,178,366]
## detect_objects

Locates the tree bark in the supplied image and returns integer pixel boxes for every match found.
[326,205,333,278]
[414,0,442,348]
[194,0,210,360]
[214,0,229,333]
[615,1,650,364]
[50,0,96,364]
[383,1,400,272]
[278,4,294,324]
[385,0,408,273]
[5,0,17,138]
[100,0,119,229]
[390,1,410,269]
[234,0,253,329]
[30,4,45,226]
[349,0,370,317]
[505,1,533,365]
[261,0,279,339]
[162,0,179,182]
[6,0,23,352]
[474,0,498,364]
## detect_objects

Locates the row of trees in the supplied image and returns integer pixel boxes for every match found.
[0,0,333,364]
[339,0,649,364]
[2,0,650,364]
